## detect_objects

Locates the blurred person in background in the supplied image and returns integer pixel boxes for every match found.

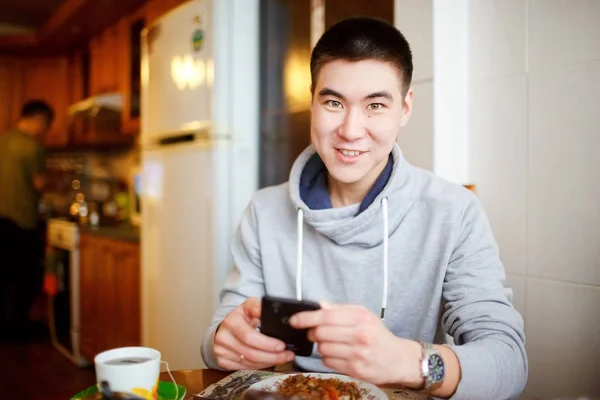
[0,100,53,341]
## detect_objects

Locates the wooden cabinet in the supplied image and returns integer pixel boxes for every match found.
[144,0,189,26]
[79,235,100,359]
[119,13,145,135]
[116,0,190,134]
[144,0,170,27]
[0,57,22,134]
[0,57,70,147]
[20,57,70,148]
[88,37,101,95]
[84,12,145,135]
[79,234,141,360]
[72,0,188,137]
[2,0,190,148]
[67,51,85,104]
[89,25,122,95]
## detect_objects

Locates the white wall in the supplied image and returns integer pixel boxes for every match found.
[396,0,600,398]
[212,0,261,306]
[433,0,470,184]
[394,0,434,171]
[467,1,600,398]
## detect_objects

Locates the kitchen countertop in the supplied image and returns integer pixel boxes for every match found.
[79,222,140,243]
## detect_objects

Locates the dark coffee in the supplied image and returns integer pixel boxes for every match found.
[104,357,152,365]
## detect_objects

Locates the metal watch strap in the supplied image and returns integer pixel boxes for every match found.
[419,341,444,391]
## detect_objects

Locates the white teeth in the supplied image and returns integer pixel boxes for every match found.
[340,149,361,157]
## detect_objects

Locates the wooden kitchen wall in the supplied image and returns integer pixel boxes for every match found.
[0,58,21,134]
[0,56,70,146]
[0,0,187,144]
[82,0,188,97]
[83,0,188,134]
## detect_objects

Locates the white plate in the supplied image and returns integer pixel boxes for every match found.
[247,372,388,400]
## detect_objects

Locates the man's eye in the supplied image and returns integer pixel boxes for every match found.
[367,103,384,110]
[326,100,342,108]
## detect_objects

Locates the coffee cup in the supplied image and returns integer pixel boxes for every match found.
[95,347,161,399]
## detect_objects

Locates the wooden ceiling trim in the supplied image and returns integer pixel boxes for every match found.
[0,0,147,54]
[40,0,88,37]
[0,32,38,48]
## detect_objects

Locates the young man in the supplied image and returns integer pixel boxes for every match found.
[202,18,527,400]
[0,100,53,340]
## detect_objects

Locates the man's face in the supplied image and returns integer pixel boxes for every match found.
[310,59,413,187]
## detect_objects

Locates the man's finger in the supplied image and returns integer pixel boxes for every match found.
[317,342,354,359]
[216,328,294,366]
[243,297,262,320]
[214,344,274,370]
[230,315,287,352]
[319,300,335,309]
[289,306,363,329]
[307,326,356,344]
[216,358,253,371]
[321,356,350,376]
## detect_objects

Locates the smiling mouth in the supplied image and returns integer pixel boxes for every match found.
[337,148,364,157]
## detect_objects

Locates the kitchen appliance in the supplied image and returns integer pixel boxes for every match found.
[139,0,260,369]
[46,218,88,366]
[67,93,133,148]
[128,167,141,227]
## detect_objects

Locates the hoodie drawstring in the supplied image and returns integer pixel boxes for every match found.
[296,208,304,301]
[295,197,389,320]
[380,197,388,320]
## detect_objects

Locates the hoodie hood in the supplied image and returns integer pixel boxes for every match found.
[289,143,417,247]
[299,151,394,213]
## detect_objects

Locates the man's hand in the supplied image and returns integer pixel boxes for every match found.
[289,302,423,387]
[213,297,295,370]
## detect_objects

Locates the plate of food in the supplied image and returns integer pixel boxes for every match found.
[244,373,388,400]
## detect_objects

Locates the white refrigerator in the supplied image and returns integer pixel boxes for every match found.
[139,0,260,370]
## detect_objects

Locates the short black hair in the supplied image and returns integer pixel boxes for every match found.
[21,100,55,123]
[310,17,413,96]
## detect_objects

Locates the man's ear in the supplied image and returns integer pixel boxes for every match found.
[400,88,414,127]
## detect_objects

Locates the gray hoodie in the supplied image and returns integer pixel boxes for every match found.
[202,144,527,400]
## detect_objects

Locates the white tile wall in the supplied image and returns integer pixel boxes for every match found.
[400,0,600,397]
[462,1,600,398]
[527,61,600,286]
[468,0,527,82]
[523,278,600,399]
[394,1,435,171]
[397,81,434,171]
[394,0,433,82]
[469,74,528,275]
[528,0,600,72]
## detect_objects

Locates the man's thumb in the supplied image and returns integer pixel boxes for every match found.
[243,296,262,319]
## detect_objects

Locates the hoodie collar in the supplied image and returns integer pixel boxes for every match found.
[299,152,393,214]
[289,143,416,247]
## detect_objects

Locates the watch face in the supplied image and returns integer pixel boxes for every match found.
[428,354,445,382]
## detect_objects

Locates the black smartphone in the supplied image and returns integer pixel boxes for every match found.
[259,295,321,357]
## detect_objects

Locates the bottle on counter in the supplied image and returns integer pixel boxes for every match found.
[89,202,100,227]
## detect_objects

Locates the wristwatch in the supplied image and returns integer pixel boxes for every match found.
[419,341,445,390]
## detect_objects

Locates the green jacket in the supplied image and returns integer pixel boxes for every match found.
[0,129,46,230]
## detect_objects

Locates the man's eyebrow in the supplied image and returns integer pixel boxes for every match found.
[318,87,345,99]
[317,88,394,101]
[365,91,393,101]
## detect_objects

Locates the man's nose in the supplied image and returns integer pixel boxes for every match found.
[337,109,366,141]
